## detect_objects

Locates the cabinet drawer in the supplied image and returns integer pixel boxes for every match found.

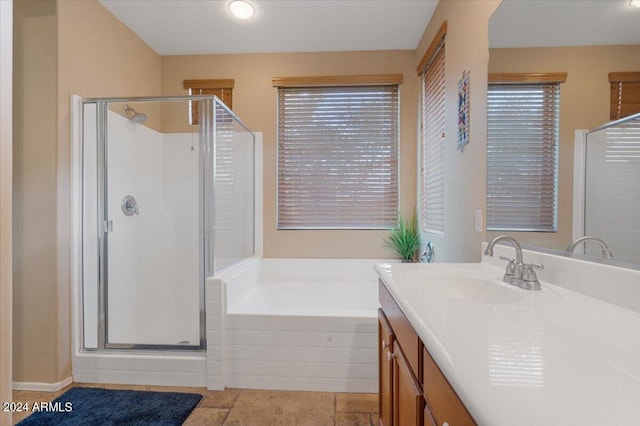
[422,347,476,426]
[379,281,420,376]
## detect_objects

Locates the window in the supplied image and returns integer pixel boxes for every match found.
[183,79,234,125]
[609,72,640,121]
[418,22,446,235]
[486,73,566,231]
[273,75,402,229]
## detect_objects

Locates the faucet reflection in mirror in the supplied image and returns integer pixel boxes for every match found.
[566,236,612,259]
[484,235,542,291]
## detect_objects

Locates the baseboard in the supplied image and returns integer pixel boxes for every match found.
[13,376,73,392]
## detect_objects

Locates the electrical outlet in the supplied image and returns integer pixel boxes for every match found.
[475,210,483,232]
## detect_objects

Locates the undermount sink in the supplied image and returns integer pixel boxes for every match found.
[405,269,522,304]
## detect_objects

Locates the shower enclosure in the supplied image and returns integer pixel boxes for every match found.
[79,96,254,352]
[580,112,640,264]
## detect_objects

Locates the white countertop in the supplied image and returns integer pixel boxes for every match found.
[375,262,640,426]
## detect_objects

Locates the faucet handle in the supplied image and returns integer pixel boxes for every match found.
[526,262,544,270]
[520,263,543,291]
[498,256,516,283]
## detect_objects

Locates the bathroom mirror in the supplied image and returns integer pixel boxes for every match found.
[487,0,640,268]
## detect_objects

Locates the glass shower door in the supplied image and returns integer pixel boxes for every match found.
[103,100,202,348]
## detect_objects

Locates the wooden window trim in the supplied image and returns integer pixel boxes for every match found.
[488,73,567,84]
[416,21,447,76]
[183,79,235,90]
[271,74,403,87]
[609,72,640,83]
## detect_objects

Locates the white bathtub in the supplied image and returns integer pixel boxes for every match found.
[206,257,382,392]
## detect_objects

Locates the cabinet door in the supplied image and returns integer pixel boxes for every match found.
[423,347,476,426]
[424,407,437,426]
[393,345,423,426]
[379,309,395,426]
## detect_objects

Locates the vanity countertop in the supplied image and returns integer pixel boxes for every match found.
[375,261,640,426]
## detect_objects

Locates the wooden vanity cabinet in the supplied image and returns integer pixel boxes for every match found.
[422,347,475,426]
[379,281,476,426]
[393,344,423,425]
[379,310,395,426]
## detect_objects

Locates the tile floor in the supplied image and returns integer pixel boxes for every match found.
[12,383,379,425]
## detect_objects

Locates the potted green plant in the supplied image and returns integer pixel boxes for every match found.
[385,213,421,262]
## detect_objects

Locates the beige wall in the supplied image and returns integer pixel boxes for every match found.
[13,0,59,384]
[54,0,161,382]
[1,1,13,423]
[11,0,161,384]
[13,0,506,384]
[488,45,640,250]
[162,51,418,258]
[415,0,502,262]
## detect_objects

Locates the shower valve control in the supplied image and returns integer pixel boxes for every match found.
[121,195,139,216]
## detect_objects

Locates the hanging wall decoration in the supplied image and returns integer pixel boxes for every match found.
[457,70,470,152]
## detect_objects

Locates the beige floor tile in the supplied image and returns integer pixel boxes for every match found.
[12,390,57,403]
[224,389,335,426]
[335,393,378,414]
[12,410,31,425]
[371,413,379,425]
[199,388,241,408]
[335,412,372,426]
[183,407,228,426]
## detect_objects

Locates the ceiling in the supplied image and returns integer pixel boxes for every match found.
[99,0,438,56]
[490,0,640,48]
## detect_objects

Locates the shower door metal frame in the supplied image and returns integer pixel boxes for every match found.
[86,95,239,352]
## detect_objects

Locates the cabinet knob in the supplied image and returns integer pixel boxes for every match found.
[382,340,388,349]
[442,423,449,426]
[387,351,394,361]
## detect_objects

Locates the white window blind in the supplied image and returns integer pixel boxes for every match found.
[420,44,446,234]
[277,85,399,229]
[487,82,560,231]
[214,102,235,229]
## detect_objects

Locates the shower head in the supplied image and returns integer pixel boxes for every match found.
[124,105,148,124]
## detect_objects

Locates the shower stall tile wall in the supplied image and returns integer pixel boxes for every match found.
[106,111,200,346]
[82,105,200,348]
[72,95,256,387]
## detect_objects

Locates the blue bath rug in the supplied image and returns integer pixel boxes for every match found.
[17,387,202,426]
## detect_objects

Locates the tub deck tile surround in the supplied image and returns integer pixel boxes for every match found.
[210,258,382,393]
[12,385,379,426]
[206,278,225,390]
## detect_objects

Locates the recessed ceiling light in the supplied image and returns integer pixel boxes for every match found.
[630,0,640,7]
[229,0,255,19]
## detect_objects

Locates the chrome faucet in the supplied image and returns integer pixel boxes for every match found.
[566,236,612,259]
[484,235,542,290]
